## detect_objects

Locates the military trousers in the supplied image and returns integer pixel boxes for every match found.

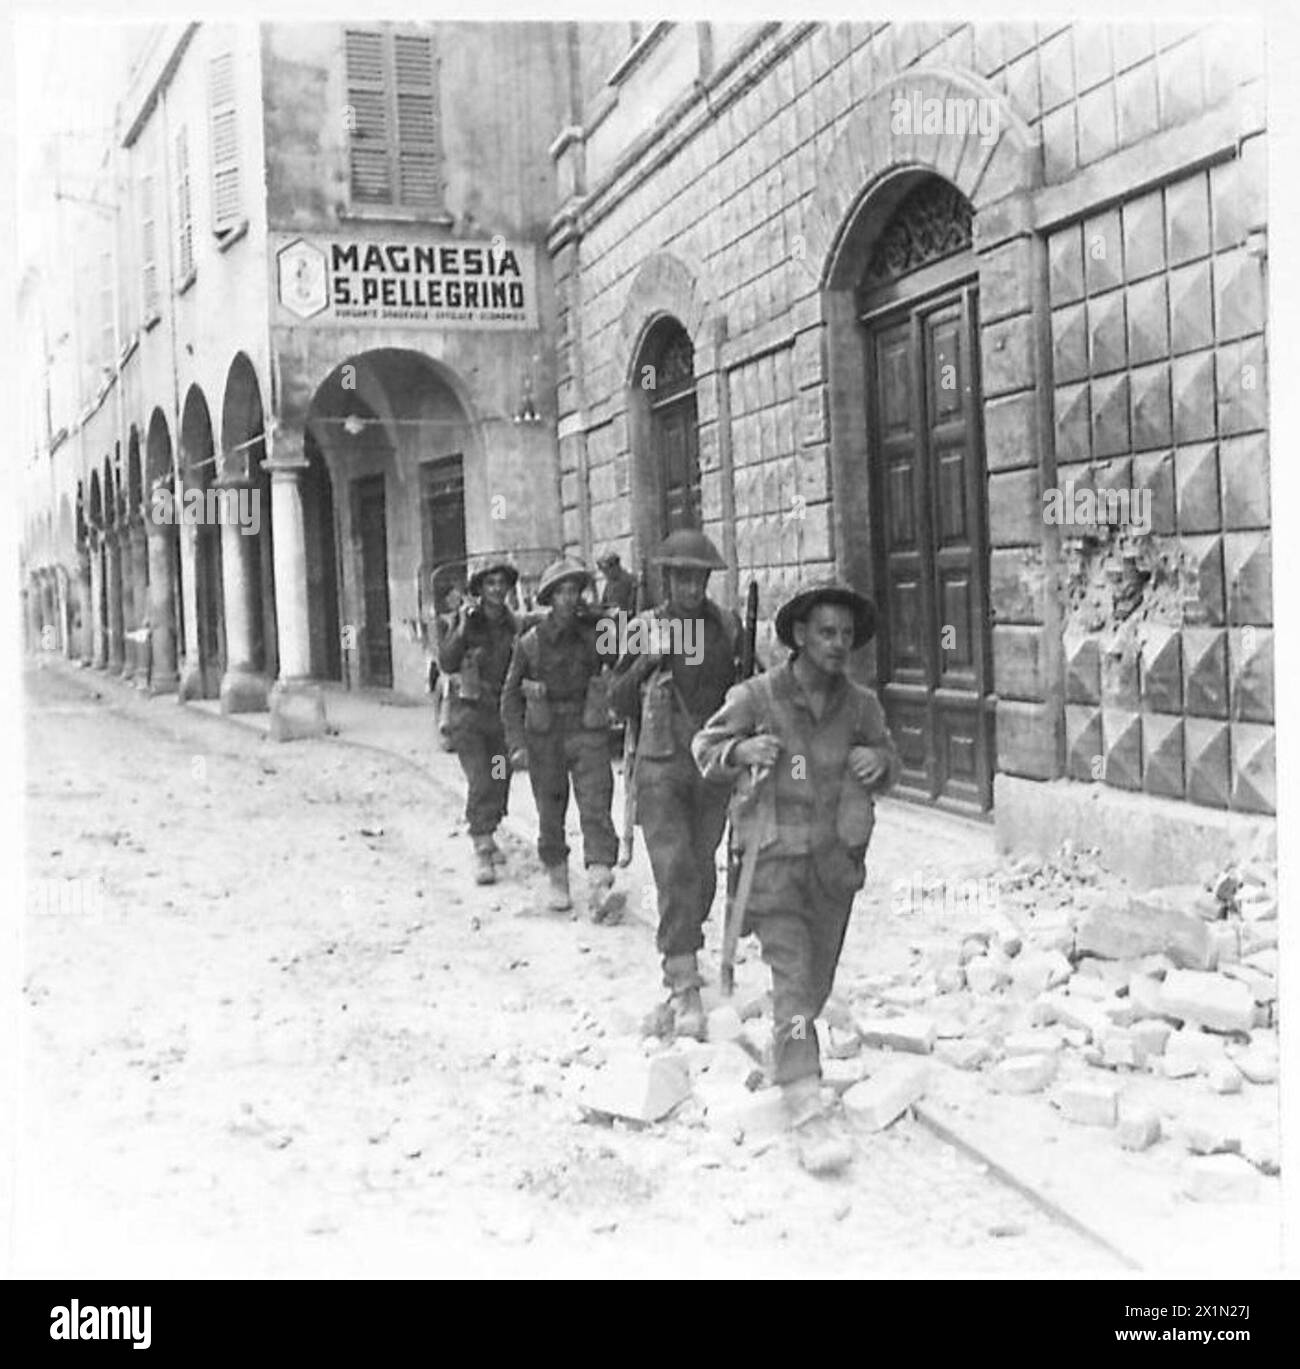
[638,750,731,959]
[448,701,511,837]
[527,707,618,870]
[745,849,863,1086]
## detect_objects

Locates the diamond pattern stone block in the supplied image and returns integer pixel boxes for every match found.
[1087,290,1127,375]
[1129,362,1172,451]
[1171,350,1217,444]
[1038,29,1076,113]
[1102,644,1140,709]
[1123,188,1165,281]
[1174,443,1220,533]
[1230,723,1275,815]
[1116,61,1159,147]
[1165,173,1212,268]
[1064,630,1101,704]
[1219,434,1270,529]
[1054,383,1091,464]
[1213,249,1266,341]
[1229,627,1273,724]
[1049,224,1085,305]
[1182,628,1229,719]
[1091,373,1130,457]
[1102,708,1143,791]
[1066,705,1103,781]
[1184,718,1230,809]
[1131,450,1175,534]
[1083,208,1124,294]
[1224,530,1272,626]
[1126,275,1169,365]
[1077,84,1118,166]
[1168,261,1214,355]
[1157,41,1205,129]
[1052,304,1089,385]
[1143,713,1185,798]
[1140,625,1182,713]
[1180,534,1225,626]
[1215,335,1266,437]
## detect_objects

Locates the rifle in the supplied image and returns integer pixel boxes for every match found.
[617,563,652,867]
[721,578,761,996]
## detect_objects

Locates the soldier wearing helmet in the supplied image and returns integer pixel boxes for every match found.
[609,528,744,1039]
[501,557,621,919]
[438,557,521,886]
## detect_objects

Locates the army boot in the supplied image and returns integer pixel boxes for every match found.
[587,865,623,924]
[472,834,497,886]
[486,833,507,867]
[782,1076,852,1177]
[546,863,572,912]
[663,953,706,1041]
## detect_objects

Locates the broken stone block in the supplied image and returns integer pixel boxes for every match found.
[842,1061,928,1131]
[965,956,1011,995]
[856,1014,936,1055]
[822,1057,869,1094]
[1176,1115,1243,1156]
[1163,1027,1226,1077]
[701,1041,761,1087]
[1131,1019,1172,1062]
[1207,922,1240,968]
[1003,1029,1063,1057]
[935,964,966,994]
[988,1052,1057,1094]
[1160,970,1255,1034]
[738,1022,769,1062]
[580,1054,691,1124]
[735,985,771,1023]
[1239,920,1279,956]
[1075,891,1213,969]
[1219,963,1276,1005]
[935,1037,992,1070]
[1008,950,1072,997]
[1242,948,1278,976]
[1127,973,1167,1019]
[1206,1061,1243,1094]
[1240,1129,1280,1175]
[1236,889,1278,922]
[823,1024,862,1059]
[1138,953,1176,979]
[1233,1044,1278,1085]
[1117,1106,1161,1151]
[707,1004,744,1044]
[1099,1028,1139,1069]
[1067,975,1117,1002]
[1181,1154,1260,1202]
[986,911,1025,959]
[1053,1079,1120,1126]
[1040,991,1111,1042]
[703,1085,789,1143]
[1102,998,1141,1028]
[959,934,989,965]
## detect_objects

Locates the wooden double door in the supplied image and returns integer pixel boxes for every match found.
[866,281,994,813]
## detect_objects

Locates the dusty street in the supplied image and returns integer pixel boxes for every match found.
[14,661,1119,1277]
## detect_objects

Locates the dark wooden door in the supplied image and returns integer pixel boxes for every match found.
[868,283,993,812]
[355,474,392,688]
[654,394,701,534]
[196,522,226,698]
[420,456,467,597]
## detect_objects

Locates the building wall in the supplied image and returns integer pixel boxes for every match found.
[550,19,1271,816]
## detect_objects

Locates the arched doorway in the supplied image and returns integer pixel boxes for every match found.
[181,385,226,698]
[146,407,182,692]
[856,173,994,812]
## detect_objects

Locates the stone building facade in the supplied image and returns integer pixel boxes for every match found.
[545,20,1272,862]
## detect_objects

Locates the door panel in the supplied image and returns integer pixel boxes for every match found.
[355,475,392,688]
[868,285,993,813]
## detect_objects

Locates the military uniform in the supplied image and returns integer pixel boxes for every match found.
[692,581,898,1095]
[609,530,742,1034]
[597,554,638,617]
[438,560,520,883]
[501,558,620,914]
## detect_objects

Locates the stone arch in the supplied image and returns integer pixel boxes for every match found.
[126,427,144,520]
[618,251,715,372]
[146,407,174,493]
[180,383,226,698]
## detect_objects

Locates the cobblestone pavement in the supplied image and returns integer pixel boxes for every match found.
[13,659,1121,1277]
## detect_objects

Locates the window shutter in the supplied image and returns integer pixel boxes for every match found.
[209,51,242,232]
[140,173,159,317]
[345,29,392,204]
[393,32,440,208]
[175,127,194,279]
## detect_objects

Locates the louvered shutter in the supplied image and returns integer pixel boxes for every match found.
[140,173,159,316]
[393,32,440,208]
[176,127,194,278]
[209,52,242,232]
[345,29,392,204]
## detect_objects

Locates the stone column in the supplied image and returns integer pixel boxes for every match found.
[266,454,326,740]
[77,549,93,664]
[176,515,204,702]
[89,533,107,667]
[218,477,269,713]
[106,527,126,673]
[129,519,150,685]
[146,521,179,695]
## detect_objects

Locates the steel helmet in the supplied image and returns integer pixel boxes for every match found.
[653,529,727,571]
[775,578,878,649]
[466,556,520,596]
[536,556,595,605]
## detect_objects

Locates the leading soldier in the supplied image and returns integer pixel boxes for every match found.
[437,559,520,885]
[692,580,898,1173]
[610,530,743,1039]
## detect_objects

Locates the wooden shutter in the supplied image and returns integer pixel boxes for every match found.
[209,51,242,232]
[345,28,392,204]
[175,127,194,278]
[140,173,159,317]
[393,32,439,208]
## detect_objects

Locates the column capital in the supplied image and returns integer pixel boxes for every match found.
[262,455,311,479]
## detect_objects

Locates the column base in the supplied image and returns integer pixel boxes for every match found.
[220,667,270,714]
[149,669,180,697]
[269,679,328,741]
[178,664,205,702]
